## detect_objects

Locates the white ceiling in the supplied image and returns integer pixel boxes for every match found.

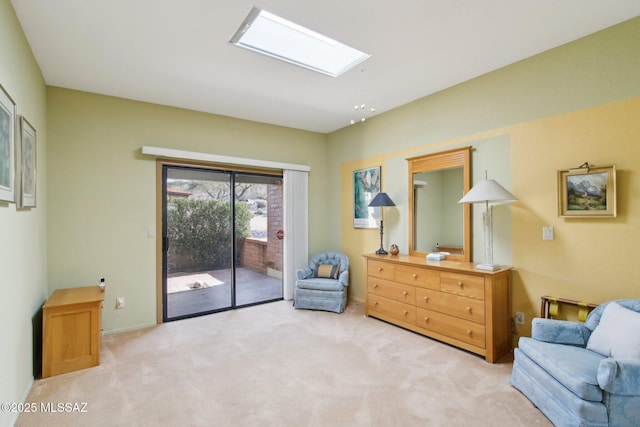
[10,0,640,134]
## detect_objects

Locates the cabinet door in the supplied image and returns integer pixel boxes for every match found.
[43,302,101,377]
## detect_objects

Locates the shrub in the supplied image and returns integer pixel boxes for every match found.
[167,198,251,272]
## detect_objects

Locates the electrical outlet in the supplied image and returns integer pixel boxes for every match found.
[515,312,525,325]
[116,297,125,309]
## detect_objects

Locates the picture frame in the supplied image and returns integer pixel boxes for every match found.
[558,164,616,218]
[20,116,37,208]
[0,84,16,203]
[353,166,381,228]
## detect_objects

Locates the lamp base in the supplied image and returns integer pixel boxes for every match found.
[475,263,500,271]
[375,248,388,255]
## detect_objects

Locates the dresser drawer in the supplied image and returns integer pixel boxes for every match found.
[440,272,484,300]
[415,288,485,324]
[416,308,486,348]
[368,277,415,304]
[394,264,440,290]
[368,260,394,281]
[368,294,416,324]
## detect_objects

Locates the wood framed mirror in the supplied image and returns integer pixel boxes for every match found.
[407,147,471,261]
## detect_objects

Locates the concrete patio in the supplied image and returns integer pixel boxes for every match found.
[166,268,283,319]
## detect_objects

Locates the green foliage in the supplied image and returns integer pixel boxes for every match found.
[167,198,251,271]
[567,186,607,211]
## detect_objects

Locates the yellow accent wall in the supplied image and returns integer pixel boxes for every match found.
[511,98,640,333]
[330,17,640,340]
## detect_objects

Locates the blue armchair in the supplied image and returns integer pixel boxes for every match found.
[510,299,640,427]
[294,251,349,313]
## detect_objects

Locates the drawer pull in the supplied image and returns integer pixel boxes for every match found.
[423,316,430,323]
[378,267,383,272]
[374,301,379,306]
[412,273,417,279]
[466,306,472,314]
[423,296,429,302]
[466,330,472,336]
[458,281,464,288]
[403,291,408,296]
[403,310,408,316]
[372,283,378,288]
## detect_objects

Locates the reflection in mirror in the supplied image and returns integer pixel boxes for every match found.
[413,167,463,253]
[408,147,471,261]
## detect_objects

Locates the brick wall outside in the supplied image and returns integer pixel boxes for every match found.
[240,238,267,274]
[239,180,283,274]
[266,182,283,272]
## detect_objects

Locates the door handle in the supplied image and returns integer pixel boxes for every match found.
[162,237,170,252]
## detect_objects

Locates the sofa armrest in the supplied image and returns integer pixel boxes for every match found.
[296,268,312,280]
[339,270,349,286]
[531,318,588,346]
[598,358,640,395]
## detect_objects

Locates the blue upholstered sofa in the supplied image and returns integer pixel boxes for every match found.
[511,299,640,426]
[294,251,349,313]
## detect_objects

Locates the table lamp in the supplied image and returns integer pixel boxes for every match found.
[369,192,396,255]
[458,175,517,270]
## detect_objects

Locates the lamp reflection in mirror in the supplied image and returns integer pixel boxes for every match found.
[458,174,517,270]
[368,192,396,255]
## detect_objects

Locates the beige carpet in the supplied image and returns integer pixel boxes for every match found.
[18,301,550,426]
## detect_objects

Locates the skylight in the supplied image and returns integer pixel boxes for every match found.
[229,7,370,77]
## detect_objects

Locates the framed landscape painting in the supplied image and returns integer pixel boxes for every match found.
[0,84,16,203]
[558,164,616,218]
[353,166,381,228]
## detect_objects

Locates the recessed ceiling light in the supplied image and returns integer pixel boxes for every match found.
[229,7,370,77]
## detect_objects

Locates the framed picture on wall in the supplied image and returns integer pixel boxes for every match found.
[558,164,616,217]
[20,117,37,208]
[353,166,381,228]
[0,84,16,203]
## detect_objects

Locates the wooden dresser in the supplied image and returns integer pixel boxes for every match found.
[42,286,104,377]
[364,254,511,363]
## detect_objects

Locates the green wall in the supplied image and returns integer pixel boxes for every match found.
[46,88,329,333]
[0,1,48,426]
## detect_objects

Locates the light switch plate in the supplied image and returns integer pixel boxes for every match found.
[542,226,554,241]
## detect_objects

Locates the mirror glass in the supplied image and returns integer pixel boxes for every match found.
[413,168,464,253]
[408,147,471,261]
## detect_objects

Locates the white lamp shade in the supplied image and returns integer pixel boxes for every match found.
[458,179,518,204]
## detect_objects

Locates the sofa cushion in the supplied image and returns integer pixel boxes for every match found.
[587,301,640,359]
[518,337,606,402]
[313,263,340,279]
[296,278,344,292]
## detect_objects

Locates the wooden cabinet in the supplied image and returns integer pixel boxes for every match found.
[364,254,511,363]
[42,286,104,378]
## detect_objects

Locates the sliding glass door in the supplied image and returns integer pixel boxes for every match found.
[162,165,283,321]
[233,173,284,306]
